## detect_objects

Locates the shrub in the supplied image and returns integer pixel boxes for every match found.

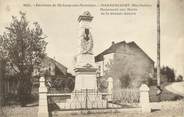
[148,78,157,86]
[113,88,140,104]
[176,75,183,82]
[97,77,108,92]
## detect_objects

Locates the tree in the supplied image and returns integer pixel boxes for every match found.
[0,12,47,106]
[161,66,175,82]
[176,75,183,82]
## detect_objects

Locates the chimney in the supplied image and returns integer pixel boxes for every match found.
[112,41,115,45]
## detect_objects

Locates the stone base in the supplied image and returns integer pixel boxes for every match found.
[141,104,151,113]
[74,53,98,90]
[74,71,97,90]
[38,112,49,117]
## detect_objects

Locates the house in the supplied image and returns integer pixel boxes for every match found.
[1,56,69,104]
[95,41,154,89]
[32,56,69,86]
[32,56,75,92]
[33,56,67,79]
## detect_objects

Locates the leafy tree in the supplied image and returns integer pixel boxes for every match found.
[176,75,183,82]
[0,12,47,106]
[161,66,175,82]
[52,77,75,92]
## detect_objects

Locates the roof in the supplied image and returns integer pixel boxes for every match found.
[3,56,68,77]
[95,41,154,63]
[42,56,67,75]
[128,42,154,63]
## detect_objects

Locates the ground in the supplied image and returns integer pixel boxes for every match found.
[1,100,184,117]
[1,106,38,117]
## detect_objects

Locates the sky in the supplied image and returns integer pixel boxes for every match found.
[0,0,184,76]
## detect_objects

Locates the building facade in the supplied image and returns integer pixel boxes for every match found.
[95,41,154,89]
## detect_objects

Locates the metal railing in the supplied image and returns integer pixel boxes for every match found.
[47,89,114,111]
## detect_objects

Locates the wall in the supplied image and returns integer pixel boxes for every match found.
[98,43,154,91]
[113,43,154,88]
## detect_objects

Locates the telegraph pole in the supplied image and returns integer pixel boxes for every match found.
[157,0,162,95]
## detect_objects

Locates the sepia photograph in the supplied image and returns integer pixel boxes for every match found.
[0,0,184,117]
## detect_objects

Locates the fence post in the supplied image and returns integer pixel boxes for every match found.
[38,76,49,117]
[107,77,113,101]
[85,89,88,109]
[139,84,151,113]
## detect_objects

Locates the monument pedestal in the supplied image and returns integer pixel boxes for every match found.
[57,54,108,109]
[74,53,98,91]
[74,67,97,91]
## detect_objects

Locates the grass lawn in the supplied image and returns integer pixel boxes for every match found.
[1,105,38,117]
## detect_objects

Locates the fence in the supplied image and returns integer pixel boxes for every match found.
[113,88,140,107]
[47,89,112,110]
[38,76,151,117]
